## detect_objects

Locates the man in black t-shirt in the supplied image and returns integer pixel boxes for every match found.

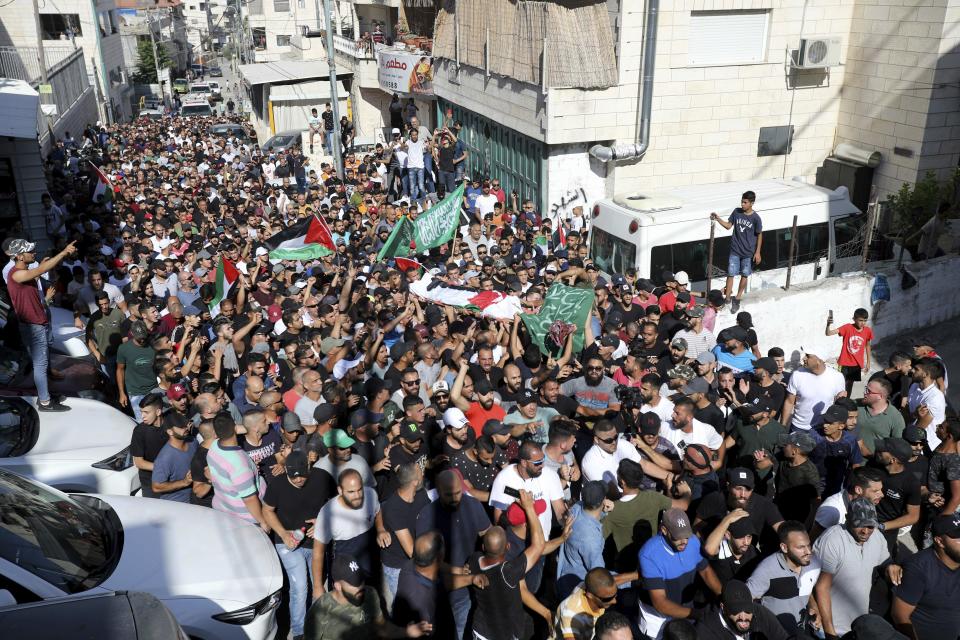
[875,437,922,558]
[262,450,334,639]
[190,419,216,508]
[892,514,960,640]
[467,489,548,639]
[380,463,430,614]
[130,394,169,498]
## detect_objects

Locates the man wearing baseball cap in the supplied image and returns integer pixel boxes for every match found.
[317,428,375,488]
[7,237,78,411]
[695,467,784,545]
[874,437,922,557]
[502,388,558,445]
[810,403,865,496]
[304,553,432,639]
[892,514,960,639]
[695,579,789,640]
[813,497,900,638]
[638,507,722,636]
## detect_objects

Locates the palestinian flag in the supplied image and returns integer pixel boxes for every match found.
[394,257,423,273]
[264,214,335,261]
[408,273,522,320]
[209,257,239,316]
[91,162,114,209]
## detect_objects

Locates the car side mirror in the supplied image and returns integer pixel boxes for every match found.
[0,589,17,607]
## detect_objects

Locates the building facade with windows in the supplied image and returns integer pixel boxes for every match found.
[431,0,960,218]
[0,0,133,122]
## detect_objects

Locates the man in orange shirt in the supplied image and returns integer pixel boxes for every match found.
[451,361,506,437]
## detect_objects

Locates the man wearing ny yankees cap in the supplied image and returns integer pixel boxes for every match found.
[304,553,432,639]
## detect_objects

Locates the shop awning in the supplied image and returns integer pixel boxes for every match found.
[238,61,351,86]
[269,80,348,102]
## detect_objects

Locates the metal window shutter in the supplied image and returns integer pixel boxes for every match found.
[688,10,769,66]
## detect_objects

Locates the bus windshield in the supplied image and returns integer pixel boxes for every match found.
[590,227,636,275]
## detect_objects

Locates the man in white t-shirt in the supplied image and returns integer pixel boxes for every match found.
[311,468,381,588]
[782,352,846,431]
[489,441,567,541]
[474,182,499,220]
[907,357,947,448]
[811,466,885,539]
[401,129,426,201]
[581,419,642,487]
[659,397,725,460]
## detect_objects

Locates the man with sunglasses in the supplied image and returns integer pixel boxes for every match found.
[489,441,567,546]
[554,567,619,640]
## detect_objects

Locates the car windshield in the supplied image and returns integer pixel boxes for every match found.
[264,135,296,149]
[181,105,212,116]
[0,397,37,458]
[0,471,114,593]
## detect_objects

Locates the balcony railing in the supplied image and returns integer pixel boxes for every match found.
[332,33,376,60]
[0,46,77,85]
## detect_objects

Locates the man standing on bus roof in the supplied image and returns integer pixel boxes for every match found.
[711,191,763,314]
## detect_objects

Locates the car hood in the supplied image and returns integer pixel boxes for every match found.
[25,397,133,458]
[97,496,282,607]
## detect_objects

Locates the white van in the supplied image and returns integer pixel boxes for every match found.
[588,178,865,291]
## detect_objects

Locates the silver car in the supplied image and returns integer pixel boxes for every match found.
[259,129,302,154]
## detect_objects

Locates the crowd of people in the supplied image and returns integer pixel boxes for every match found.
[2,110,958,640]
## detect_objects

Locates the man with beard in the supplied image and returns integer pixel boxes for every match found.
[702,509,760,583]
[150,412,197,502]
[638,508,722,637]
[539,377,579,418]
[450,434,504,503]
[304,554,432,640]
[659,396,724,463]
[263,450,335,640]
[635,320,670,367]
[813,498,900,638]
[612,342,648,388]
[348,409,388,471]
[504,389,558,445]
[554,568,620,640]
[747,520,822,633]
[874,437,921,558]
[694,580,789,640]
[490,441,568,535]
[451,361,505,437]
[498,363,526,410]
[695,467,784,541]
[380,464,430,614]
[562,356,621,419]
[639,373,674,423]
[892,514,960,640]
[415,470,491,640]
[439,407,475,458]
[318,428,376,488]
[311,469,385,594]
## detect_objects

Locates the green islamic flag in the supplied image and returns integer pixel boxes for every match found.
[521,283,596,357]
[377,182,466,260]
[376,215,416,261]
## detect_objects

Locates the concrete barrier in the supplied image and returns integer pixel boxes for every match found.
[712,254,960,368]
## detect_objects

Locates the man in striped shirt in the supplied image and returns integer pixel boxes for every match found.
[207,412,269,530]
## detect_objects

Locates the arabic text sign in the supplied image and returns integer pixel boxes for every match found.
[377,49,434,97]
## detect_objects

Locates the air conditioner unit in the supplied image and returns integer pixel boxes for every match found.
[795,37,842,69]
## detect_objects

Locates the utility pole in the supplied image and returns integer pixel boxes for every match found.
[147,11,168,108]
[31,0,49,85]
[322,0,343,176]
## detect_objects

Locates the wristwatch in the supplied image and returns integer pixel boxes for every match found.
[878,522,886,532]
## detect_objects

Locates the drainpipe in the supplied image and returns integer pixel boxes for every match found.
[589,0,659,162]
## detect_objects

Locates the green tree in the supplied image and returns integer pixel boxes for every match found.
[133,38,173,84]
[884,169,959,243]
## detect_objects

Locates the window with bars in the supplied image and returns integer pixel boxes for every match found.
[274,0,290,12]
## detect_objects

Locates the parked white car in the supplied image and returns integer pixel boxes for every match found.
[49,305,92,358]
[0,470,283,640]
[0,396,139,495]
[207,80,221,96]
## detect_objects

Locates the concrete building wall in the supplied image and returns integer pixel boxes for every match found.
[602,0,855,193]
[834,0,960,195]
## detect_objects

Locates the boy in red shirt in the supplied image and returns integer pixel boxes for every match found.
[826,307,873,397]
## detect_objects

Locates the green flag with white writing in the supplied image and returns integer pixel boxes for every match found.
[376,215,415,261]
[521,283,596,357]
[412,182,466,252]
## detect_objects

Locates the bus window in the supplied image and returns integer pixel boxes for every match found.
[650,222,829,280]
[590,228,636,275]
[833,215,866,255]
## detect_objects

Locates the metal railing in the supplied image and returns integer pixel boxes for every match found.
[332,33,375,60]
[0,46,78,84]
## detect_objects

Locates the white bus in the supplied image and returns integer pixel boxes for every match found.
[588,178,866,291]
